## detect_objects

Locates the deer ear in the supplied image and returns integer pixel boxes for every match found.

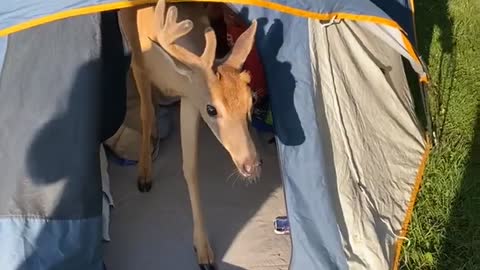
[151,41,193,81]
[224,20,257,70]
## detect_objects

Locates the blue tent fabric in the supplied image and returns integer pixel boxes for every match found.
[0,218,103,270]
[0,0,122,32]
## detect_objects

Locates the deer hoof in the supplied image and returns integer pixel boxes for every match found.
[198,264,216,270]
[137,177,152,192]
[194,246,216,270]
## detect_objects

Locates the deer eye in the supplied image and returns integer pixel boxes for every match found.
[206,105,217,117]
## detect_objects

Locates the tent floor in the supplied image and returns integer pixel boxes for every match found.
[103,106,291,270]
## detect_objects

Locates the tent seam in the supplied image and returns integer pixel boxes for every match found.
[391,138,432,270]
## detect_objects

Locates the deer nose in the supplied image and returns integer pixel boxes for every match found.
[244,164,254,174]
[243,159,262,174]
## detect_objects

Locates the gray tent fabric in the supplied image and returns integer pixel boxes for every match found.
[0,13,102,221]
[308,19,426,269]
[0,11,129,269]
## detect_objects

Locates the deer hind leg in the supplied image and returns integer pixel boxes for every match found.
[131,62,155,192]
[180,98,216,270]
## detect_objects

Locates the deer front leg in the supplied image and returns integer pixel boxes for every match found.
[131,63,155,192]
[180,98,215,270]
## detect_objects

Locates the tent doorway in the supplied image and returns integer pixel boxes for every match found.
[102,3,291,269]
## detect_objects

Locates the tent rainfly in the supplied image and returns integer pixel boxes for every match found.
[0,0,432,269]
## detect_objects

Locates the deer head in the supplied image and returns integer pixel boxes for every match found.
[152,1,261,180]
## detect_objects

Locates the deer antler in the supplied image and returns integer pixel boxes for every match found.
[153,0,217,68]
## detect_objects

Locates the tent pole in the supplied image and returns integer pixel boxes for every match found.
[418,56,436,146]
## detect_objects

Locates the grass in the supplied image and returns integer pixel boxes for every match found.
[400,0,480,269]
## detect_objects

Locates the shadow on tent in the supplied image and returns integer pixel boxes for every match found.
[18,11,129,269]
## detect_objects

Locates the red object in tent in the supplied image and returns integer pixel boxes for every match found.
[224,11,268,105]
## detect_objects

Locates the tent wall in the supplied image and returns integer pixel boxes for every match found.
[0,0,142,33]
[229,4,427,269]
[308,19,426,269]
[0,11,129,270]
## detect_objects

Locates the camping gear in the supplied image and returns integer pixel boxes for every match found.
[273,216,290,235]
[0,1,432,270]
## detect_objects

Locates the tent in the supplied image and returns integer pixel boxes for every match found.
[0,0,432,269]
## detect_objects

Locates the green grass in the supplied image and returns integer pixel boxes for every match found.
[400,0,480,269]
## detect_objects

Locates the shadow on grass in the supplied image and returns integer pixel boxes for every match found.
[437,104,480,269]
[400,0,458,269]
[415,0,456,143]
[406,0,480,269]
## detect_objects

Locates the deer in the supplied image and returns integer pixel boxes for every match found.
[117,1,261,269]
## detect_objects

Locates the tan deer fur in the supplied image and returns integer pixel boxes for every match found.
[117,1,261,268]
